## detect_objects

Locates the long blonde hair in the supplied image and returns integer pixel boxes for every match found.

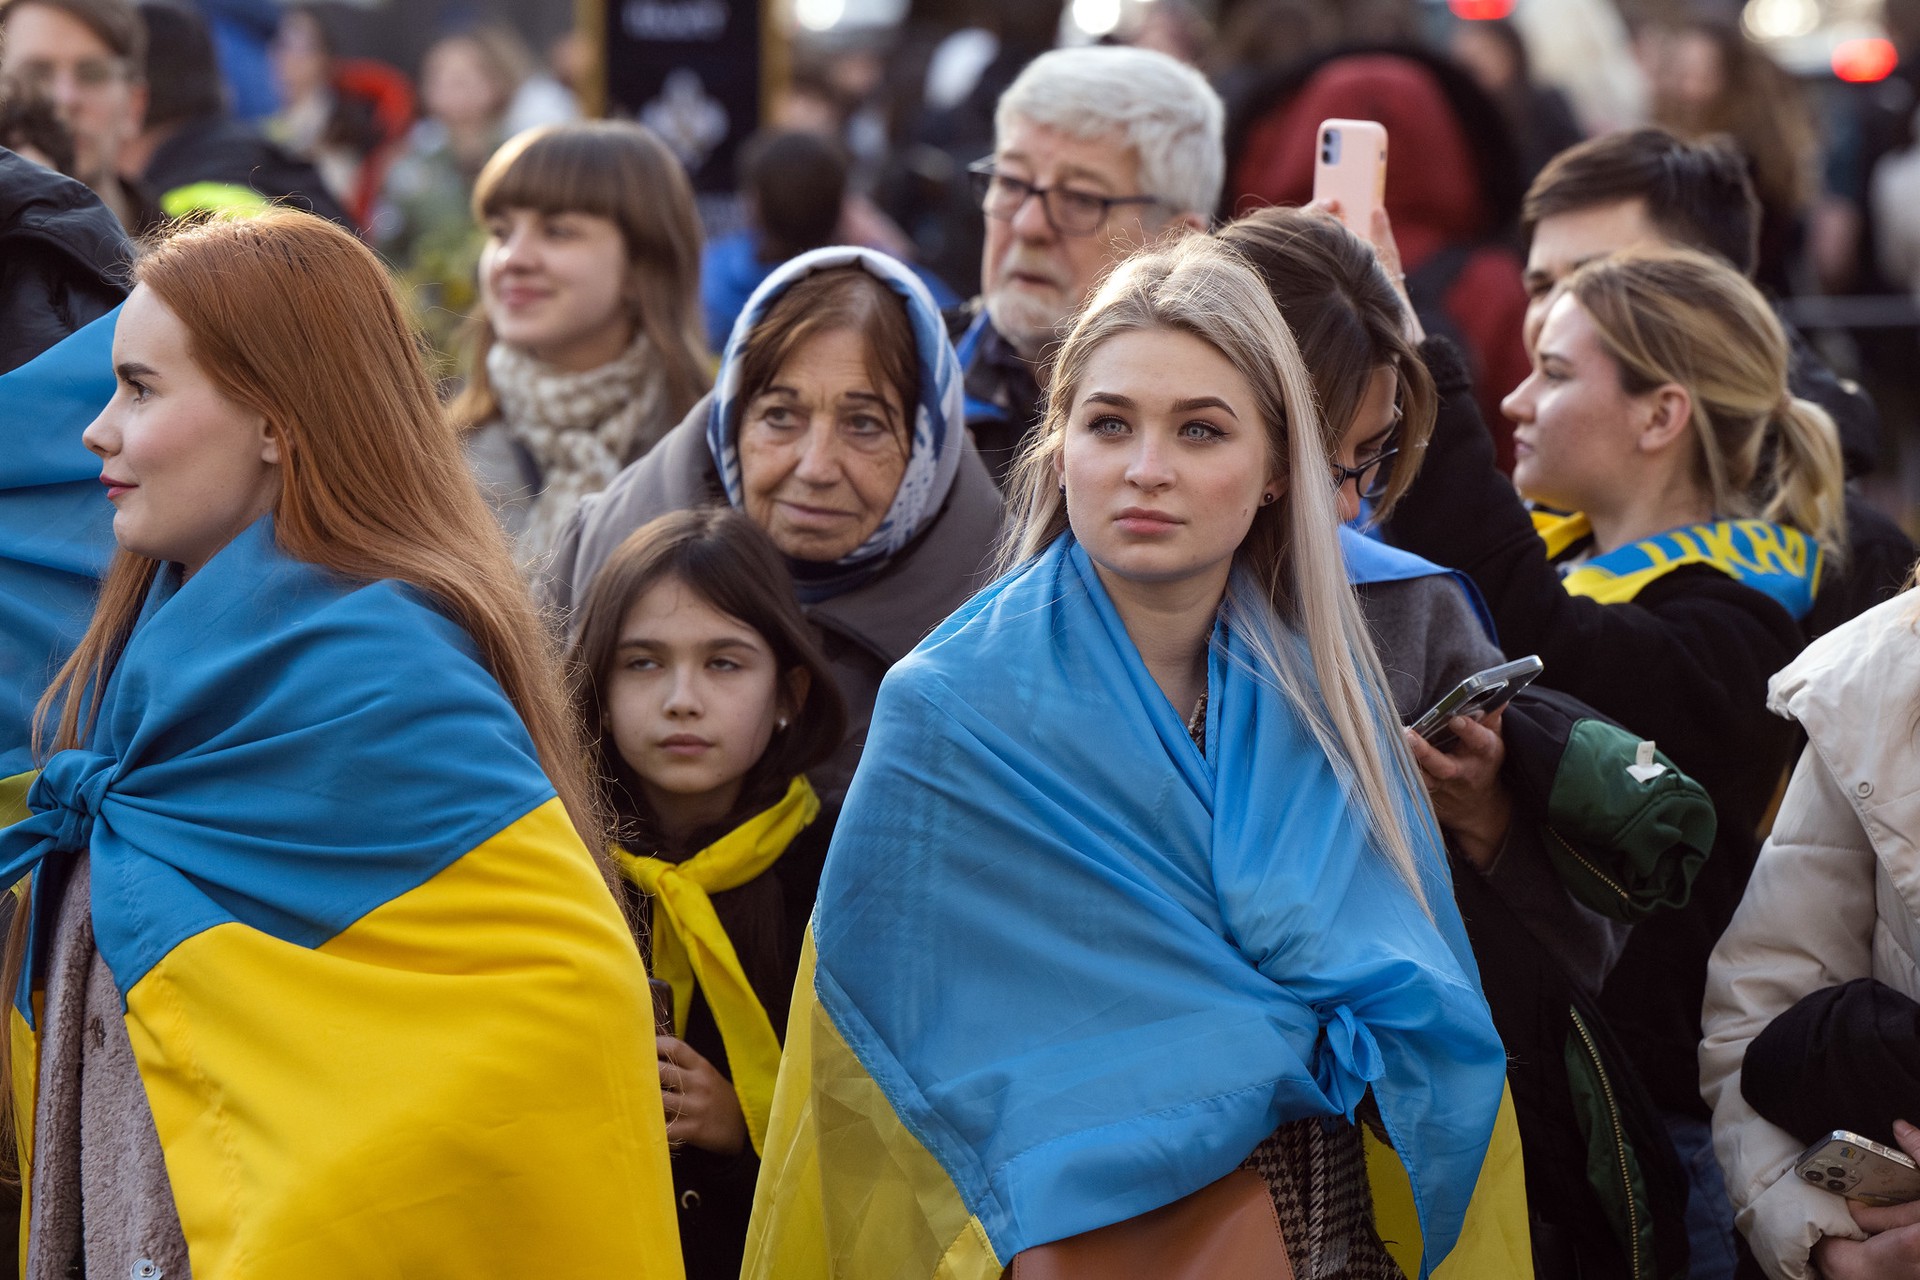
[6,212,607,1170]
[1559,248,1848,565]
[997,235,1435,906]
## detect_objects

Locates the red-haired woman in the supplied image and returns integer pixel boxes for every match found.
[1,210,679,1279]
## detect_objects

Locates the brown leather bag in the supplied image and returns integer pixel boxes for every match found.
[1004,1169,1294,1280]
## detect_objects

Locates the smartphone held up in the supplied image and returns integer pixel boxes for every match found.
[1408,655,1544,753]
[1311,118,1387,237]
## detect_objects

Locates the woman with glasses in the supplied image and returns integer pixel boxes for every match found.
[1223,202,1735,1280]
[1219,206,1518,863]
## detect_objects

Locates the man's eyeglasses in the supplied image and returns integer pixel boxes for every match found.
[1330,444,1400,502]
[967,160,1163,237]
[14,56,128,92]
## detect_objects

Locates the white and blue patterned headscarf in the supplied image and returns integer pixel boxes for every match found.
[706,247,966,590]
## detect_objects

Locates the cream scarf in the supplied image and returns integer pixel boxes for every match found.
[490,331,670,562]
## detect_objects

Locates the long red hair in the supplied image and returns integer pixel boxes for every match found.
[4,210,605,1171]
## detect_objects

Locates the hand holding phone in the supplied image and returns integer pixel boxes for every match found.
[1407,656,1543,752]
[1311,119,1387,238]
[1795,1131,1920,1206]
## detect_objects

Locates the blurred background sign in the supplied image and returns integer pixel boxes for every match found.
[581,0,784,194]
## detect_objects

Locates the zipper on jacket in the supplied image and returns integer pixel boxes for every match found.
[1547,826,1631,907]
[1570,1005,1643,1280]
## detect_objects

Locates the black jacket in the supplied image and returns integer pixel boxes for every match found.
[1457,686,1711,1279]
[0,148,128,375]
[140,116,350,228]
[943,300,1042,491]
[1804,491,1914,642]
[1782,322,1916,640]
[1384,337,1805,1119]
[1742,977,1920,1152]
[624,799,838,1280]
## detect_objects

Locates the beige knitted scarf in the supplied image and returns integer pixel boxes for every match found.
[490,331,670,561]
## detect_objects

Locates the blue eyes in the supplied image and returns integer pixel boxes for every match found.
[1086,416,1225,441]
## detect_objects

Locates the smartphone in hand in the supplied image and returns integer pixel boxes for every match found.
[1312,118,1387,237]
[1795,1131,1920,1206]
[1407,655,1543,752]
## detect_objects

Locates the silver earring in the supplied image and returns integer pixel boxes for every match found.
[776,717,789,731]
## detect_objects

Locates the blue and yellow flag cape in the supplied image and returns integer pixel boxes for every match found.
[0,310,118,792]
[1534,511,1822,620]
[1,517,682,1278]
[745,536,1518,1278]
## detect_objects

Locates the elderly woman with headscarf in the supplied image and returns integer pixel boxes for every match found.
[545,247,1005,798]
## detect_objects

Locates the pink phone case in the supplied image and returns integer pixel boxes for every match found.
[1312,119,1388,237]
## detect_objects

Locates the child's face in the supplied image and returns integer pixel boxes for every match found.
[606,577,790,834]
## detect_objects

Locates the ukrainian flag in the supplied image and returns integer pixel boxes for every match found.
[744,537,1529,1278]
[0,309,118,806]
[2,517,682,1277]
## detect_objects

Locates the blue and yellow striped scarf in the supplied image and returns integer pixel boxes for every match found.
[1534,511,1822,618]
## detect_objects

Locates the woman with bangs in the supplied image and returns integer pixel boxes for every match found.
[454,120,710,567]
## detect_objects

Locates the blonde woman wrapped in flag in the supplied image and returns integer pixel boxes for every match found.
[0,212,682,1280]
[746,236,1530,1278]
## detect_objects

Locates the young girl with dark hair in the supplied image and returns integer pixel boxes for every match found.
[569,504,847,1280]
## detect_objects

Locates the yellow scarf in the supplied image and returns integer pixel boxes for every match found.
[1533,510,1822,618]
[614,775,820,1155]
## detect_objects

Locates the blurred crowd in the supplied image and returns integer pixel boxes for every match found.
[1,1,1918,492]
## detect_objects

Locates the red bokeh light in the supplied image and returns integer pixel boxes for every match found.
[1833,38,1899,83]
[1448,0,1515,18]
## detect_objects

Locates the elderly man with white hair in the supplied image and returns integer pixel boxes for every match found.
[947,45,1224,488]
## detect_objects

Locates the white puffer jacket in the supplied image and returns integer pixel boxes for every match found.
[1701,589,1920,1279]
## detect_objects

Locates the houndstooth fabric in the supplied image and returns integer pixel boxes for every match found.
[1189,697,1400,1280]
[1242,1117,1403,1280]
